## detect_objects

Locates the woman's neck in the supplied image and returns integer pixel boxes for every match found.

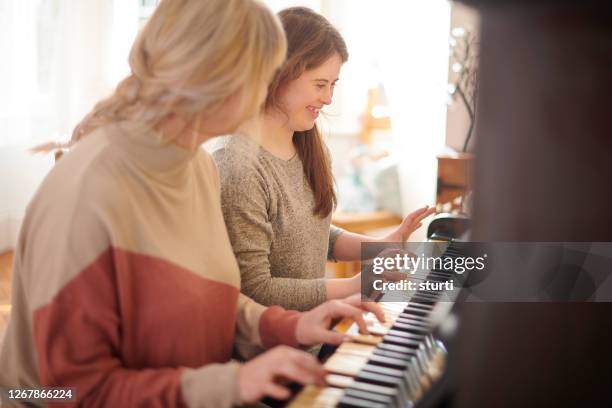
[257,111,296,161]
[159,114,212,151]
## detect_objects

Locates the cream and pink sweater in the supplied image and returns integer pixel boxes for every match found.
[0,121,301,407]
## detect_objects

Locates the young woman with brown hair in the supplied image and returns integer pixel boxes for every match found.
[0,1,383,406]
[214,7,434,312]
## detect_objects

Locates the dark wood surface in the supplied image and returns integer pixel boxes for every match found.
[436,153,473,210]
[453,2,612,407]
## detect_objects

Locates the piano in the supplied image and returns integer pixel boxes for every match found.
[283,215,470,408]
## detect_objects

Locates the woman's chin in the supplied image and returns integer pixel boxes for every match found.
[294,122,316,132]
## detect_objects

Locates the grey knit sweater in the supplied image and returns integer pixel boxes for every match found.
[211,135,343,311]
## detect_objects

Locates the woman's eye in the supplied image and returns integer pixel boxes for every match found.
[316,84,326,89]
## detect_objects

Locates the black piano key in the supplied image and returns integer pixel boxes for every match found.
[394,321,431,332]
[367,354,410,369]
[337,395,388,408]
[346,380,398,397]
[406,302,433,310]
[387,330,426,341]
[350,377,409,407]
[408,298,436,305]
[394,317,431,328]
[343,388,394,405]
[360,370,411,407]
[388,309,430,323]
[430,266,454,273]
[397,302,431,312]
[410,293,439,302]
[383,335,422,348]
[377,342,419,355]
[415,290,442,298]
[379,342,418,360]
[428,270,451,277]
[392,322,430,335]
[396,312,429,322]
[401,307,429,317]
[427,273,452,280]
[356,370,402,388]
[410,273,449,281]
[362,363,406,378]
[374,348,416,360]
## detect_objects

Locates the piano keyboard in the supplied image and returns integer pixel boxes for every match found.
[287,241,464,408]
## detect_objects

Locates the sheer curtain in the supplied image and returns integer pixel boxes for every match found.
[322,0,451,240]
[0,0,139,251]
[0,0,138,146]
[375,1,451,240]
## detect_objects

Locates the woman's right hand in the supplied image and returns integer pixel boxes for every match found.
[237,345,325,403]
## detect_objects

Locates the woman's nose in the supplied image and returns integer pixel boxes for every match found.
[321,89,333,105]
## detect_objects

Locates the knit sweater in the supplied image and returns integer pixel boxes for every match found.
[0,121,301,407]
[212,135,343,312]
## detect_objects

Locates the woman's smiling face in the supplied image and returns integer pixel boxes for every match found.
[276,53,343,132]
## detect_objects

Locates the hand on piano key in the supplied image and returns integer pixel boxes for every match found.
[238,345,326,403]
[239,295,385,404]
[295,293,385,346]
[288,301,448,408]
[295,294,386,346]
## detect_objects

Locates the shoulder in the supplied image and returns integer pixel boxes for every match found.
[35,128,117,209]
[20,130,115,277]
[33,126,144,224]
[211,135,259,168]
[210,135,267,188]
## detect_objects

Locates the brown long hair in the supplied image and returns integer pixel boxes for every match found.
[266,7,348,218]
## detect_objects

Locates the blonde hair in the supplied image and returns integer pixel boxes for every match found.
[72,0,286,143]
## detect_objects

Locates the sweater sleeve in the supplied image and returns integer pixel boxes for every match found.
[215,156,327,311]
[185,297,302,404]
[327,224,345,262]
[233,293,301,352]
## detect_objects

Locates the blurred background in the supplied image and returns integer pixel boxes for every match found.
[0,0,478,253]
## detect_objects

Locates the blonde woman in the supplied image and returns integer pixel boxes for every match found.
[0,1,382,406]
[213,7,435,312]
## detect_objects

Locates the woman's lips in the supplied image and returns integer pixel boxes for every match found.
[306,106,320,119]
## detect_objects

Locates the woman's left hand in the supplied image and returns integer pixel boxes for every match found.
[384,206,436,242]
[295,294,384,346]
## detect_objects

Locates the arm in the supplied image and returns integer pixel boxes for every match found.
[324,230,378,299]
[232,293,301,359]
[321,225,361,298]
[331,230,382,262]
